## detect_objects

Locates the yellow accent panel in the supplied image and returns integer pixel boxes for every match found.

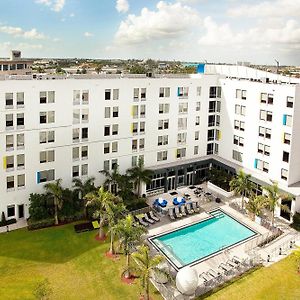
[131,123,134,133]
[282,132,285,143]
[131,106,134,116]
[3,157,6,169]
[218,131,222,140]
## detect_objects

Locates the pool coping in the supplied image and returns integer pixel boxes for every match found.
[148,207,260,271]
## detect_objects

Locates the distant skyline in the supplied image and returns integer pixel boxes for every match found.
[0,0,299,65]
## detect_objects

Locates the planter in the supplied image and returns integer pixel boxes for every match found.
[207,181,234,198]
[255,215,262,225]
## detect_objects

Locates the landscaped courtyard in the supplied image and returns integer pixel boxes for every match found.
[0,222,299,300]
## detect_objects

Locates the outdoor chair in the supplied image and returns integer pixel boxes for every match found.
[148,211,160,222]
[186,203,194,214]
[192,202,200,213]
[143,213,155,224]
[180,205,187,216]
[134,215,149,227]
[168,208,176,221]
[174,206,183,218]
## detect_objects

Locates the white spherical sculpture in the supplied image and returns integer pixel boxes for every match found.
[176,267,198,295]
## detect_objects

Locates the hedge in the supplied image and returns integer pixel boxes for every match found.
[27,218,55,230]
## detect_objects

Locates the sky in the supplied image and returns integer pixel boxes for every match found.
[0,0,299,65]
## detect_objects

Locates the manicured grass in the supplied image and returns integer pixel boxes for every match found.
[200,252,300,300]
[0,224,162,300]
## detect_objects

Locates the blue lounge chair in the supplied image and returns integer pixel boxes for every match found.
[173,197,186,206]
[156,198,168,208]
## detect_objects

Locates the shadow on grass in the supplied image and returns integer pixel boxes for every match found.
[0,223,103,264]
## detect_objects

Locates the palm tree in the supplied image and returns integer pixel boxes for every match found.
[132,244,167,300]
[116,174,133,204]
[100,165,120,195]
[246,194,268,220]
[72,177,96,217]
[114,214,147,278]
[85,187,115,239]
[262,182,291,226]
[106,201,127,255]
[127,157,153,197]
[230,170,254,209]
[44,179,63,225]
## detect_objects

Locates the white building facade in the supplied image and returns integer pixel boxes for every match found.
[0,65,300,223]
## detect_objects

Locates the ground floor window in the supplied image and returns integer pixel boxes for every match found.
[7,205,15,218]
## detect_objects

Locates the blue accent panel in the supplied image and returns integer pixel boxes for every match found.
[177,87,180,96]
[283,114,287,125]
[37,172,41,184]
[254,159,258,169]
[197,63,205,73]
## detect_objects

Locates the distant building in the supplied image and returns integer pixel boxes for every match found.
[237,61,251,67]
[0,50,33,75]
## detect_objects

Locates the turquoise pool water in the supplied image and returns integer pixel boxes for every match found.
[151,210,256,269]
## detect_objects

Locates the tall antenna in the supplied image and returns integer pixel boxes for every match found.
[275,59,279,74]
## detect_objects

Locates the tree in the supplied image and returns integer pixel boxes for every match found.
[262,182,291,226]
[106,201,127,254]
[85,187,115,239]
[129,64,147,74]
[72,177,96,217]
[44,179,63,225]
[33,278,52,300]
[95,64,102,74]
[116,174,134,205]
[132,244,167,300]
[230,170,254,209]
[100,165,121,195]
[127,158,153,197]
[246,194,268,220]
[28,193,52,221]
[114,214,147,278]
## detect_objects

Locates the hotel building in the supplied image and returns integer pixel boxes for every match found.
[0,64,299,224]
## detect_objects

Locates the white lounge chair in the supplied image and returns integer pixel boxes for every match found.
[175,207,182,218]
[192,202,200,213]
[135,215,149,227]
[186,203,194,214]
[168,209,176,220]
[149,211,160,222]
[180,205,186,216]
[143,213,155,224]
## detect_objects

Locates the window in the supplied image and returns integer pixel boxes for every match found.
[233,135,244,146]
[208,115,215,127]
[178,103,188,114]
[5,93,14,107]
[40,131,54,144]
[17,133,25,148]
[105,89,111,100]
[6,114,14,128]
[112,124,118,135]
[283,133,291,145]
[259,110,272,122]
[82,109,89,123]
[139,138,145,150]
[194,146,199,155]
[281,169,288,181]
[132,105,139,118]
[157,151,167,161]
[40,91,55,104]
[112,142,118,153]
[72,165,79,177]
[81,164,88,176]
[73,90,80,104]
[104,126,110,136]
[177,132,187,144]
[283,114,292,127]
[73,128,80,142]
[235,105,246,116]
[267,94,273,104]
[158,119,169,130]
[286,96,294,108]
[260,93,273,104]
[258,126,271,139]
[17,92,24,106]
[178,118,187,130]
[132,156,138,167]
[6,155,14,169]
[73,147,80,160]
[236,89,247,100]
[140,105,146,118]
[133,88,146,100]
[158,135,168,146]
[133,88,139,101]
[234,120,245,131]
[195,131,199,141]
[232,150,243,162]
[6,135,14,150]
[132,139,138,151]
[132,122,138,134]
[40,111,55,124]
[17,174,25,188]
[255,159,269,173]
[38,169,55,183]
[17,113,24,127]
[40,150,55,163]
[177,87,189,97]
[159,103,170,114]
[113,89,119,100]
[209,86,221,98]
[140,88,146,100]
[196,102,200,111]
[207,129,215,141]
[283,151,289,163]
[103,160,109,171]
[111,159,118,170]
[7,176,14,189]
[7,205,15,218]
[82,90,89,104]
[258,143,270,156]
[82,146,88,159]
[105,107,110,118]
[140,121,145,134]
[17,154,25,168]
[82,128,88,140]
[206,143,214,155]
[113,107,119,117]
[73,109,80,124]
[197,86,201,96]
[195,116,200,126]
[159,87,170,98]
[176,148,186,159]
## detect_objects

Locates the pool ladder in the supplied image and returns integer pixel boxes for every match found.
[210,211,224,219]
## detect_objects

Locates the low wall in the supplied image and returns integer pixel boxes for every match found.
[207,181,234,198]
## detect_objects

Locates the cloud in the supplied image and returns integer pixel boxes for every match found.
[114,1,200,45]
[36,0,65,12]
[228,0,300,18]
[0,26,46,39]
[116,0,129,13]
[84,32,94,37]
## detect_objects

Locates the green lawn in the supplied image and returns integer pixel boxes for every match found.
[0,224,162,300]
[201,252,300,300]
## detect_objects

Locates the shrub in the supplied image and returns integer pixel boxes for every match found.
[28,218,55,230]
[291,212,300,231]
[0,212,6,226]
[6,218,17,226]
[29,193,52,221]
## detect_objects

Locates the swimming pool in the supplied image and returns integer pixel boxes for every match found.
[149,209,257,269]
